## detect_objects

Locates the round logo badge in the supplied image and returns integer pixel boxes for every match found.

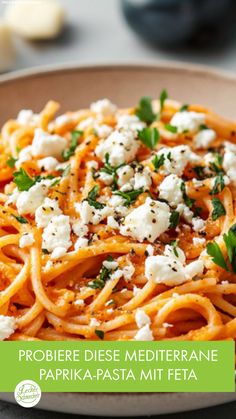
[14,380,41,408]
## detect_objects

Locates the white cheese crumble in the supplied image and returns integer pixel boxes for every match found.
[72,219,89,237]
[135,309,151,328]
[107,216,119,229]
[38,156,59,172]
[117,165,134,187]
[17,109,39,126]
[103,260,118,270]
[75,200,112,226]
[15,145,33,168]
[95,130,139,166]
[35,198,62,228]
[134,324,154,341]
[0,315,16,341]
[16,179,54,215]
[51,246,67,260]
[120,197,170,243]
[19,232,35,248]
[117,114,145,132]
[170,111,205,133]
[194,129,216,149]
[42,214,72,253]
[31,128,67,158]
[223,142,236,185]
[74,237,89,251]
[90,99,117,117]
[145,245,204,286]
[159,174,183,206]
[192,217,205,232]
[154,145,194,176]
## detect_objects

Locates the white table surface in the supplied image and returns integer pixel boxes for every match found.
[0,0,235,417]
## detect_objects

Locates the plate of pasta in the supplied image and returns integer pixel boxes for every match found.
[0,63,236,415]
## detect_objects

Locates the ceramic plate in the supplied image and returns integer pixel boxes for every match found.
[0,63,235,416]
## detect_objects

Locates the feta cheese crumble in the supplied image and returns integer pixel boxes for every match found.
[159,174,183,206]
[194,129,216,149]
[42,214,72,253]
[170,111,205,133]
[0,315,16,340]
[120,197,170,243]
[135,309,151,328]
[31,128,67,158]
[35,198,62,228]
[95,130,139,166]
[19,232,35,248]
[145,245,204,286]
[134,324,154,341]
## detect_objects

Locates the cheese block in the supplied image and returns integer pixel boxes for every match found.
[5,0,65,40]
[0,21,15,72]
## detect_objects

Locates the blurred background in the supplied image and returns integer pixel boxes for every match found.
[1,0,236,74]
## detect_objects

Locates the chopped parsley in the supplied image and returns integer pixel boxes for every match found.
[12,214,28,224]
[169,211,180,229]
[206,241,229,272]
[180,104,189,112]
[59,164,71,177]
[152,154,165,172]
[210,173,225,195]
[180,181,195,209]
[61,130,83,161]
[6,156,17,168]
[170,240,179,257]
[192,165,205,179]
[99,153,125,190]
[114,188,143,206]
[207,224,236,273]
[199,124,209,131]
[135,96,156,125]
[13,168,35,191]
[138,127,160,150]
[95,330,104,340]
[89,256,114,289]
[164,124,177,134]
[211,197,226,221]
[159,89,168,113]
[86,185,105,210]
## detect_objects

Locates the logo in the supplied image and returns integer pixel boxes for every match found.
[14,380,41,408]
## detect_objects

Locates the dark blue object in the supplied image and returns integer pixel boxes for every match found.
[121,0,236,47]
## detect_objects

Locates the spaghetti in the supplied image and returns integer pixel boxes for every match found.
[0,93,236,343]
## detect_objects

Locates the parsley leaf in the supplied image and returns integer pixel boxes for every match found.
[164,124,177,133]
[61,130,83,161]
[169,211,180,229]
[152,154,165,172]
[199,124,209,131]
[192,165,205,179]
[223,229,236,273]
[160,89,168,113]
[210,174,225,195]
[169,240,179,257]
[114,188,143,206]
[86,185,105,210]
[206,242,229,272]
[59,164,71,177]
[138,127,160,150]
[99,153,125,190]
[135,96,156,124]
[180,104,189,112]
[180,181,195,209]
[13,168,35,191]
[211,197,226,221]
[12,214,28,224]
[89,256,114,289]
[95,330,104,340]
[6,156,17,168]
